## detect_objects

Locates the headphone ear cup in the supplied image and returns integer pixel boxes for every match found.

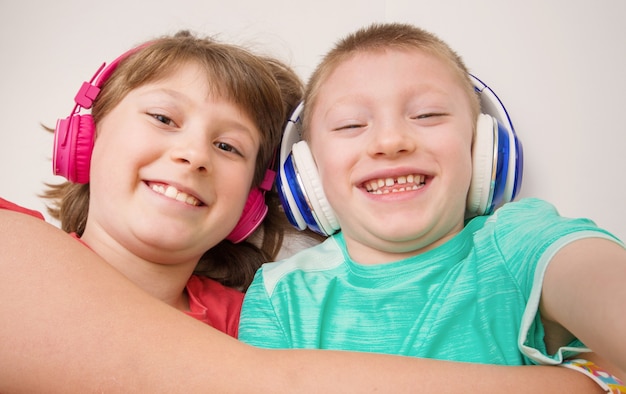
[467,114,496,216]
[277,151,308,231]
[488,118,513,212]
[469,74,524,212]
[290,141,339,236]
[53,114,96,184]
[502,123,523,205]
[226,187,268,244]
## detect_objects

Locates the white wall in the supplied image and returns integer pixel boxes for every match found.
[1,0,625,241]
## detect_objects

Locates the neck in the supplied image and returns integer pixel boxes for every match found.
[80,228,197,311]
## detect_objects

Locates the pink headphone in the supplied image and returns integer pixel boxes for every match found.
[53,45,273,243]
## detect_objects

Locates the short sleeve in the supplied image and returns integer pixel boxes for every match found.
[238,268,291,348]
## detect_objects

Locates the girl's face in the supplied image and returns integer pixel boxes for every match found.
[308,49,475,264]
[84,61,261,265]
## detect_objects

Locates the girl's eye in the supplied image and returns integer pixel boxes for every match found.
[151,113,175,126]
[215,141,241,155]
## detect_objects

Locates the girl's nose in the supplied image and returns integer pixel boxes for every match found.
[170,136,212,174]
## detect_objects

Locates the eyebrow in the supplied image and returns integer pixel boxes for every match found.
[137,86,193,104]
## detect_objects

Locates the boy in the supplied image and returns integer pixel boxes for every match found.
[239,22,625,389]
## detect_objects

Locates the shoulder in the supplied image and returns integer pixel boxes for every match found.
[493,198,559,218]
[487,198,598,235]
[256,235,345,295]
[0,197,45,220]
[186,275,243,337]
[474,198,618,262]
[187,275,244,305]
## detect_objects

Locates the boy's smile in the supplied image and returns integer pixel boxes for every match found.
[362,174,426,194]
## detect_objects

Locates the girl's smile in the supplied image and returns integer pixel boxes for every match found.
[146,181,204,207]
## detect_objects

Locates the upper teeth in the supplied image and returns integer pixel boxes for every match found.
[150,184,201,206]
[364,174,425,194]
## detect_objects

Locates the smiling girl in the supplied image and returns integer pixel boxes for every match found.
[36,30,298,337]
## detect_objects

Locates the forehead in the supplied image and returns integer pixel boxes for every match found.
[317,48,465,102]
[150,60,224,96]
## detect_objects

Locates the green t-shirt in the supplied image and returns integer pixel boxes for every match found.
[239,198,621,365]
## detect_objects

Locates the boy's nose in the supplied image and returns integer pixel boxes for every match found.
[367,120,416,158]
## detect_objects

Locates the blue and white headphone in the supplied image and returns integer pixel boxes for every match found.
[277,75,524,236]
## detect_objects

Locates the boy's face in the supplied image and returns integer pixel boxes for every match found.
[85,61,260,266]
[308,48,475,264]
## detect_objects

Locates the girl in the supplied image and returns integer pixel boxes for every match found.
[23,30,305,337]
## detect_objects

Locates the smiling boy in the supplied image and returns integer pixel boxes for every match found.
[239,23,626,383]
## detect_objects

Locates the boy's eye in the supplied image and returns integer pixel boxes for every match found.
[414,112,446,120]
[215,141,241,155]
[334,123,364,131]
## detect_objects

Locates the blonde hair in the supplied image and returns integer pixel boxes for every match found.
[303,22,481,135]
[42,30,302,290]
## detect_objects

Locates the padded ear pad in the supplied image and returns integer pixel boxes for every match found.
[226,187,269,243]
[466,113,514,216]
[466,114,496,216]
[290,141,339,236]
[53,113,96,184]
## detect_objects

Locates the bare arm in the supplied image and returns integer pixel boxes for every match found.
[542,237,626,378]
[0,210,604,393]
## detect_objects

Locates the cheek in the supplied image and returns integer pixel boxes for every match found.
[310,141,340,182]
[220,160,256,198]
[91,133,134,177]
[89,142,129,195]
[437,133,473,184]
[454,141,474,190]
[89,133,117,181]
